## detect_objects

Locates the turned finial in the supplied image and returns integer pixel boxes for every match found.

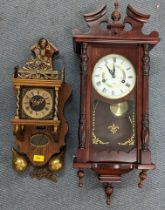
[114,0,119,9]
[111,0,121,21]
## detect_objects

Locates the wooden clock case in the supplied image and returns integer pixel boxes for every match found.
[11,38,71,181]
[73,2,160,205]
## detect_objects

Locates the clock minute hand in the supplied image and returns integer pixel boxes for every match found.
[105,64,113,76]
[113,62,116,78]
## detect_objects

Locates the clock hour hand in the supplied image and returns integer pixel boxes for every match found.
[102,72,107,83]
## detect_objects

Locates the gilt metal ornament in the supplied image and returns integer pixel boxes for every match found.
[15,38,60,80]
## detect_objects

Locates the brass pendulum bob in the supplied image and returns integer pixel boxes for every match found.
[48,151,64,172]
[110,102,128,117]
[12,148,28,172]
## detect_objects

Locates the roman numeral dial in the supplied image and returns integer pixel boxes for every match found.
[92,54,136,99]
[22,88,53,119]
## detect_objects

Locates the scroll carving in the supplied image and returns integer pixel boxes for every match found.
[83,5,109,34]
[74,2,159,39]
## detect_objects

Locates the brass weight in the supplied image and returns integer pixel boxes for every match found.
[12,148,28,172]
[48,151,64,172]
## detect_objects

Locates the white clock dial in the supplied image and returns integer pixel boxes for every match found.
[92,54,136,99]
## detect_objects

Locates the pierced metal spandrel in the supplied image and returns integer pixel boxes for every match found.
[15,38,64,80]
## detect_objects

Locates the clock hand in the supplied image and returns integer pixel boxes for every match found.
[102,72,107,83]
[105,64,113,76]
[113,62,116,78]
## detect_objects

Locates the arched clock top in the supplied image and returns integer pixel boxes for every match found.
[126,4,150,23]
[83,5,109,34]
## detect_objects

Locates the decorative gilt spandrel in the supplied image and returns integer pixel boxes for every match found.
[15,38,62,80]
[118,111,136,146]
[91,100,136,152]
[92,101,109,145]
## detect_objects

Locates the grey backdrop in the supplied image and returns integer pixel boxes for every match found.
[0,0,164,210]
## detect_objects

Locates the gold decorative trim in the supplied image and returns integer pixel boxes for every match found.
[15,85,20,119]
[91,101,136,146]
[118,111,136,146]
[14,85,21,133]
[53,87,59,133]
[92,101,109,145]
[107,123,119,134]
[92,132,109,145]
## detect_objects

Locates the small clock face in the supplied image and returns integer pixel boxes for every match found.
[22,88,53,119]
[92,54,136,99]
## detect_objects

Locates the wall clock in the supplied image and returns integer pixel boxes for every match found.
[73,1,160,205]
[11,38,71,181]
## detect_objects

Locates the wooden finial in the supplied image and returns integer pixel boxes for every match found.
[114,0,119,9]
[111,0,121,21]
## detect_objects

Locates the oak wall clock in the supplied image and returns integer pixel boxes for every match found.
[73,1,160,205]
[11,38,71,181]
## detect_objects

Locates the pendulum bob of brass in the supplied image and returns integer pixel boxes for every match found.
[12,148,28,172]
[110,102,128,117]
[48,151,64,172]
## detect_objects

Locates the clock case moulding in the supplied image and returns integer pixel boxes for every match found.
[11,38,72,181]
[73,2,160,205]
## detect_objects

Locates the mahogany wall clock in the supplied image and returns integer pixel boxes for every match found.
[11,38,71,181]
[73,1,160,205]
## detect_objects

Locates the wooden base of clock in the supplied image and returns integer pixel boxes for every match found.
[11,38,72,181]
[74,160,155,205]
[73,1,159,206]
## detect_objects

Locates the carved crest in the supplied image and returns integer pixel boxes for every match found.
[14,38,61,80]
[73,1,160,52]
